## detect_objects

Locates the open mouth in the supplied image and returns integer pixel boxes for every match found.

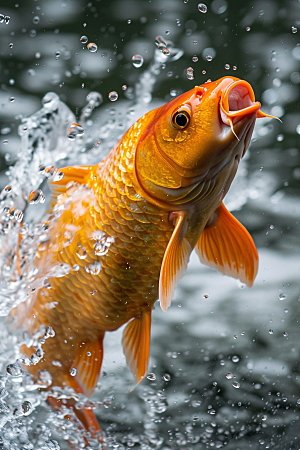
[220,80,262,139]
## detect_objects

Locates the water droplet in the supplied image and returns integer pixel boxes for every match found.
[206,55,213,61]
[165,30,170,35]
[147,373,156,381]
[22,400,33,416]
[33,16,40,24]
[198,3,208,13]
[70,368,77,376]
[162,48,171,55]
[87,42,97,52]
[232,381,240,389]
[279,293,286,301]
[226,372,234,379]
[233,65,237,70]
[269,329,274,334]
[232,355,239,363]
[284,308,288,313]
[36,370,52,386]
[80,35,88,44]
[45,326,55,338]
[192,56,198,62]
[9,78,15,85]
[9,96,14,102]
[86,91,103,107]
[162,373,171,381]
[292,26,298,34]
[155,35,167,49]
[225,63,230,70]
[67,122,85,140]
[127,19,131,24]
[122,84,127,90]
[246,26,251,31]
[262,414,267,420]
[132,54,144,68]
[283,331,288,337]
[109,91,118,101]
[4,15,10,25]
[187,66,194,80]
[202,70,206,74]
[7,362,23,377]
[9,42,13,49]
[85,261,102,275]
[29,190,45,204]
[76,247,87,259]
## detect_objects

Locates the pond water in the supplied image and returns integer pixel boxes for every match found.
[0,0,300,449]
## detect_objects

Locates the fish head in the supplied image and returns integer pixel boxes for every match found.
[135,76,273,207]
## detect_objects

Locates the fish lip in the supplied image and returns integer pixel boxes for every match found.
[220,80,261,127]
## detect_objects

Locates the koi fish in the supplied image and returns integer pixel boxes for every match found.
[11,76,273,436]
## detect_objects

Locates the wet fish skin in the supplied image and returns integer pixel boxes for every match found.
[11,76,273,433]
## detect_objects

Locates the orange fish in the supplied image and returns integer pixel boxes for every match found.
[11,76,272,437]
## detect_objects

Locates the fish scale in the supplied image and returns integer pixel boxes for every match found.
[10,77,271,438]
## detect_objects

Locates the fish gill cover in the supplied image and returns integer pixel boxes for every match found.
[0,1,300,449]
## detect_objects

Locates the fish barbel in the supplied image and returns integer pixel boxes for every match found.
[11,76,274,435]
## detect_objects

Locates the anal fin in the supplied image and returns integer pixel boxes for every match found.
[122,309,151,385]
[159,212,192,312]
[195,202,258,287]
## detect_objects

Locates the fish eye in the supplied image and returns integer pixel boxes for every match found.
[171,108,191,129]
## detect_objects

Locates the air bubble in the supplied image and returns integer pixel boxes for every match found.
[33,16,40,24]
[278,293,286,301]
[283,331,288,337]
[233,65,237,70]
[70,368,77,376]
[226,372,234,379]
[225,63,230,70]
[198,3,208,13]
[232,355,239,363]
[192,56,198,62]
[87,42,98,52]
[29,190,45,204]
[4,15,10,25]
[132,54,144,68]
[246,26,251,31]
[109,91,118,101]
[206,55,212,61]
[232,381,240,388]
[80,35,88,44]
[269,329,274,334]
[292,26,298,34]
[162,373,171,381]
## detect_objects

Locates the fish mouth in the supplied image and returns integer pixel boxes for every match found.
[220,80,262,139]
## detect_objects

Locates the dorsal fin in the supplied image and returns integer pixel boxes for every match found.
[195,202,258,287]
[159,212,192,312]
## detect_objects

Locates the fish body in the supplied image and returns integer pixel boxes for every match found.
[11,77,271,433]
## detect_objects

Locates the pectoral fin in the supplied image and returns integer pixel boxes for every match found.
[122,309,151,385]
[159,212,192,312]
[195,202,258,287]
[49,164,94,206]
